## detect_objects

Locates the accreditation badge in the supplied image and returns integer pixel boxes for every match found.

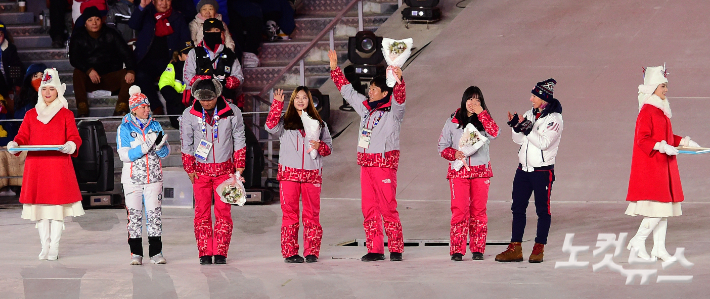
[358,128,372,149]
[194,139,213,161]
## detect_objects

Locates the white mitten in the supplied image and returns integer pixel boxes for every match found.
[60,141,76,154]
[681,136,700,148]
[655,140,678,156]
[6,141,18,150]
[140,133,157,154]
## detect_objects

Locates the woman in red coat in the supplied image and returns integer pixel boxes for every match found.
[7,68,84,261]
[625,65,698,262]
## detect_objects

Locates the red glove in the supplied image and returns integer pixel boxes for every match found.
[226,76,240,89]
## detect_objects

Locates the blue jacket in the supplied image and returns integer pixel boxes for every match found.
[116,114,170,185]
[128,3,191,63]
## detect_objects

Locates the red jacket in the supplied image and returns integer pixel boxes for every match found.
[626,104,683,203]
[14,108,83,205]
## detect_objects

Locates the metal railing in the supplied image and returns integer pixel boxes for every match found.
[251,0,366,179]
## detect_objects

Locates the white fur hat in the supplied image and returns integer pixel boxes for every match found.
[37,68,68,108]
[638,64,668,110]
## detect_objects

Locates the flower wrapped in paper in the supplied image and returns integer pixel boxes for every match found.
[451,123,489,171]
[300,110,321,159]
[217,171,247,206]
[381,38,414,87]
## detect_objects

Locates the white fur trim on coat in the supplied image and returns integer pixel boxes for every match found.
[642,94,672,118]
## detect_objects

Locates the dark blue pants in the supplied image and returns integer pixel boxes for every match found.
[510,165,555,244]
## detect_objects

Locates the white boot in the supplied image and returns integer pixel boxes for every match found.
[37,219,51,260]
[651,218,677,262]
[627,217,661,260]
[48,220,64,261]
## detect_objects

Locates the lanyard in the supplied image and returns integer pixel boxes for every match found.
[363,110,385,130]
[201,108,219,139]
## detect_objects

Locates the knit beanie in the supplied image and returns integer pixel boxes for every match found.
[196,0,219,12]
[531,78,556,102]
[128,86,150,111]
[25,63,47,81]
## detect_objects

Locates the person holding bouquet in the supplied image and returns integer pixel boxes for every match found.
[328,50,406,262]
[265,87,333,263]
[438,86,499,261]
[495,78,563,263]
[625,65,697,262]
[7,68,84,261]
[116,86,171,265]
[180,77,246,265]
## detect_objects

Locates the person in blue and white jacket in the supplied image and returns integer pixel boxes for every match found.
[116,85,170,266]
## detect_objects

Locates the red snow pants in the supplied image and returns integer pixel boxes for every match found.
[193,173,233,257]
[279,180,323,258]
[361,166,404,254]
[449,178,489,255]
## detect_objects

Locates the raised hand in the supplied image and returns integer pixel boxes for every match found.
[328,50,338,70]
[274,89,285,102]
[392,66,403,81]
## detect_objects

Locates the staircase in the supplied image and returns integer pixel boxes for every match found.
[0,0,398,192]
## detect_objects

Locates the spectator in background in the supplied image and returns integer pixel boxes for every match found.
[227,0,261,68]
[183,19,243,107]
[73,0,109,30]
[261,0,295,41]
[0,21,24,103]
[171,0,198,25]
[129,0,191,115]
[6,64,47,141]
[159,45,193,128]
[189,0,236,52]
[192,0,227,24]
[70,7,136,116]
[49,0,70,48]
[106,0,136,43]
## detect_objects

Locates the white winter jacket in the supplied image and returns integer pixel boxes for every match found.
[512,101,563,172]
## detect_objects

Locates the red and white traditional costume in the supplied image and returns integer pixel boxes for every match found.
[9,68,84,261]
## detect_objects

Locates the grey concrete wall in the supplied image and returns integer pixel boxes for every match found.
[321,0,710,203]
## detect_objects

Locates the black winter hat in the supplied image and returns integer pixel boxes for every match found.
[531,78,556,102]
[203,18,224,32]
[81,6,102,21]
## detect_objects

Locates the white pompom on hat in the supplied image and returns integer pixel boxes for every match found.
[128,85,150,111]
[638,64,669,110]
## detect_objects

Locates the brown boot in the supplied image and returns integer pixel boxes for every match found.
[529,243,545,263]
[495,242,523,262]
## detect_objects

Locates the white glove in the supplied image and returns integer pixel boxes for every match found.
[655,140,678,156]
[6,141,18,151]
[140,133,158,154]
[60,141,76,154]
[680,136,700,148]
[156,133,168,150]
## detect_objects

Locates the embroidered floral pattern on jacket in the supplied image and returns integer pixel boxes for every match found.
[303,220,323,257]
[478,111,500,138]
[330,67,349,90]
[234,147,246,169]
[392,80,406,105]
[195,160,235,177]
[384,220,404,253]
[357,150,400,169]
[441,147,458,161]
[266,101,283,129]
[214,217,233,256]
[317,142,331,157]
[363,219,381,253]
[447,162,494,179]
[182,153,197,174]
[469,218,488,253]
[281,223,300,258]
[449,220,468,255]
[277,164,322,184]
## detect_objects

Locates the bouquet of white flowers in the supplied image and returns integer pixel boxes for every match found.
[381,38,414,87]
[451,123,488,171]
[217,171,247,206]
[300,110,321,159]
